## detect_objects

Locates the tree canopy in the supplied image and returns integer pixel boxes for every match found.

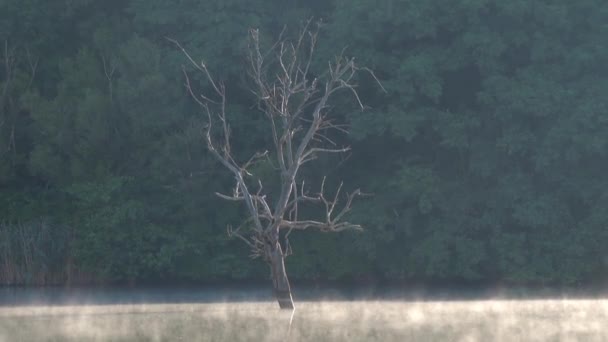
[1,0,607,286]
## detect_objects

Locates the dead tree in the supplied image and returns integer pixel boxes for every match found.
[170,22,381,309]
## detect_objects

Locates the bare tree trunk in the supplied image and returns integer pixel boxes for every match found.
[172,23,381,310]
[269,242,294,309]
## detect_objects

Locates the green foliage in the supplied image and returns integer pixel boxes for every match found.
[1,0,607,285]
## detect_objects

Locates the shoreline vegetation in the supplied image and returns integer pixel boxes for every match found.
[2,0,608,289]
[3,282,608,303]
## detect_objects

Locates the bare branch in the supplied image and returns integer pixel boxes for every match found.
[173,22,376,268]
[215,192,244,201]
[361,66,387,93]
[255,179,273,219]
[170,37,267,236]
[242,150,269,174]
[227,223,255,249]
[101,54,115,102]
[24,47,38,89]
[280,219,362,232]
[301,146,350,162]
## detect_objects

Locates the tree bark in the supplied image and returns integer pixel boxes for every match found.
[172,26,375,310]
[269,242,294,309]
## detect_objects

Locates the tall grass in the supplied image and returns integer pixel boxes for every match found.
[0,219,70,285]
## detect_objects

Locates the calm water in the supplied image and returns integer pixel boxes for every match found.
[0,285,271,306]
[1,286,607,341]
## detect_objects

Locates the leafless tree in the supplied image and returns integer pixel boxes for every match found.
[170,21,382,309]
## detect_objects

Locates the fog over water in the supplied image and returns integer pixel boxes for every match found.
[1,287,607,341]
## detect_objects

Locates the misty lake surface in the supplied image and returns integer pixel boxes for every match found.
[1,286,607,341]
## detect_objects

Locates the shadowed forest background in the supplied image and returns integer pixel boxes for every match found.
[1,0,607,287]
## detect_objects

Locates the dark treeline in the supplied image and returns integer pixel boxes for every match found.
[1,0,607,286]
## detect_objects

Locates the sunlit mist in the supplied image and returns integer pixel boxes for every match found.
[1,299,607,341]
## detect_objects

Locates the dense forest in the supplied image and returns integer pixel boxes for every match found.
[1,0,607,287]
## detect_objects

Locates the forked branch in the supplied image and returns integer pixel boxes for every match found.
[171,22,381,259]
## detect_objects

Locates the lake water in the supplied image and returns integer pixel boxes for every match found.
[1,286,607,341]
